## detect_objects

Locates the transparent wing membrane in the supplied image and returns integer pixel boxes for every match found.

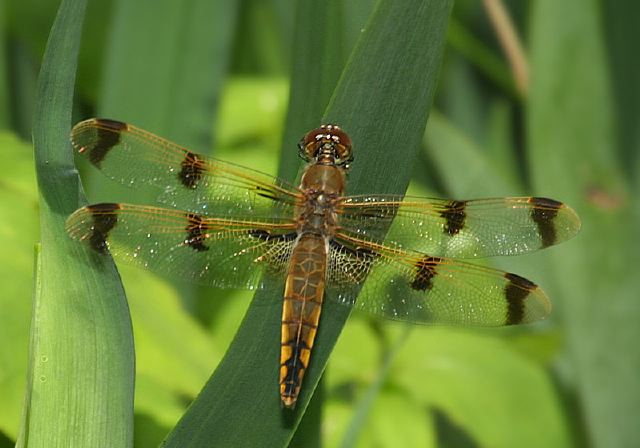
[338,195,581,258]
[67,119,581,328]
[71,118,301,218]
[327,234,551,326]
[65,203,296,289]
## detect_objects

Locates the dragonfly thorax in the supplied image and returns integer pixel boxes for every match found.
[296,164,345,235]
[299,164,346,196]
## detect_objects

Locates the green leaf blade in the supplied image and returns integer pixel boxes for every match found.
[529,1,640,446]
[396,328,572,447]
[99,0,238,148]
[0,133,38,440]
[21,0,135,446]
[162,1,452,446]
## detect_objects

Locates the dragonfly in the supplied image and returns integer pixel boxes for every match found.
[65,119,581,408]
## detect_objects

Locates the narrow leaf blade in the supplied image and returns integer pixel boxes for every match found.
[20,0,135,446]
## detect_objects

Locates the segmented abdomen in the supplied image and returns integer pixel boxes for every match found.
[280,233,327,408]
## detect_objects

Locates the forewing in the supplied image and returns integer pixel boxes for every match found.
[71,118,301,217]
[327,234,551,326]
[338,195,581,258]
[65,203,297,289]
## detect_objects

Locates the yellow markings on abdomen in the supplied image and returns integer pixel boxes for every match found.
[280,233,327,408]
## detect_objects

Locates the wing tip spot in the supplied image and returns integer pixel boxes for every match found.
[504,272,538,325]
[528,197,563,209]
[528,197,562,248]
[93,118,128,131]
[73,118,128,167]
[86,202,122,213]
[85,203,121,253]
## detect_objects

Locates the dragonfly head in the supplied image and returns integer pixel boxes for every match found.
[298,124,353,168]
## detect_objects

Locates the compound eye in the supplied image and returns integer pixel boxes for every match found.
[329,127,352,161]
[299,127,325,151]
[298,124,353,164]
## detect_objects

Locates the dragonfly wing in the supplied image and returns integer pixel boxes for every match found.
[327,233,551,326]
[338,195,581,258]
[71,118,301,217]
[65,203,298,289]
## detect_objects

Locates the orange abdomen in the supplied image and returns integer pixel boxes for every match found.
[280,233,327,408]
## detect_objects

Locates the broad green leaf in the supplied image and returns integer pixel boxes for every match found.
[231,0,289,75]
[18,0,134,446]
[446,17,514,97]
[355,388,435,448]
[529,1,640,447]
[278,0,349,181]
[162,1,452,446]
[0,133,37,439]
[135,378,184,423]
[134,375,187,447]
[215,77,288,162]
[321,319,386,446]
[601,1,640,176]
[436,52,487,147]
[425,111,518,197]
[342,0,377,53]
[73,1,113,105]
[206,289,253,353]
[3,0,52,137]
[485,99,520,189]
[323,401,354,448]
[328,319,380,390]
[7,42,37,140]
[119,266,219,397]
[99,0,237,146]
[4,0,56,60]
[339,328,413,448]
[289,376,323,448]
[123,262,222,446]
[395,327,571,448]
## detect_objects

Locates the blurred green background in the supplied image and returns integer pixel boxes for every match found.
[1,0,639,447]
